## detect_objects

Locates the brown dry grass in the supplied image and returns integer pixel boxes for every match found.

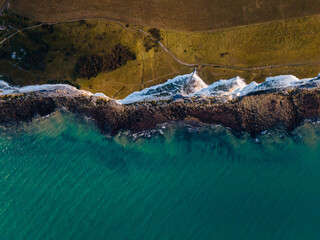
[10,0,320,31]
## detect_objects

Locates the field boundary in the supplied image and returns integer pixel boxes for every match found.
[1,18,320,74]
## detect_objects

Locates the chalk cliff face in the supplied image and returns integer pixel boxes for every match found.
[1,89,320,137]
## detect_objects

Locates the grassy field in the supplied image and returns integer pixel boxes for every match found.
[0,17,190,99]
[10,0,320,31]
[1,11,320,99]
[161,15,320,83]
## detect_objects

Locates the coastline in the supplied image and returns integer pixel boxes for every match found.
[1,74,320,137]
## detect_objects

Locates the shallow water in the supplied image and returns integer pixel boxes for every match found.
[1,112,320,240]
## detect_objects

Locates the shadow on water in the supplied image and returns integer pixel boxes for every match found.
[1,112,320,239]
[1,112,320,166]
[1,112,320,177]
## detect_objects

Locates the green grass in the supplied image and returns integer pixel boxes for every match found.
[1,12,320,99]
[0,16,190,99]
[161,15,320,82]
[163,16,320,67]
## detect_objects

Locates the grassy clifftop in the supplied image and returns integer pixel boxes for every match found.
[10,0,320,31]
[1,11,320,99]
[0,16,190,98]
[162,16,320,82]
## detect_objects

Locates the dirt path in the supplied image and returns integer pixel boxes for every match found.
[0,23,43,45]
[1,18,320,74]
[133,28,320,71]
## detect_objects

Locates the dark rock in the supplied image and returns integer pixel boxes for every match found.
[0,89,320,137]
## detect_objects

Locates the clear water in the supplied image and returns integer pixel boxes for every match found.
[1,112,320,240]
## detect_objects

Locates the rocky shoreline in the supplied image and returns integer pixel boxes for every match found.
[1,87,320,137]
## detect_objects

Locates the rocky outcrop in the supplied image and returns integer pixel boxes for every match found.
[0,89,320,137]
[0,96,56,124]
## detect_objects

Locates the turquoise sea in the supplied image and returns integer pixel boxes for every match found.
[1,112,320,240]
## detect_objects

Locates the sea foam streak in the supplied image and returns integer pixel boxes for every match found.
[0,71,320,104]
